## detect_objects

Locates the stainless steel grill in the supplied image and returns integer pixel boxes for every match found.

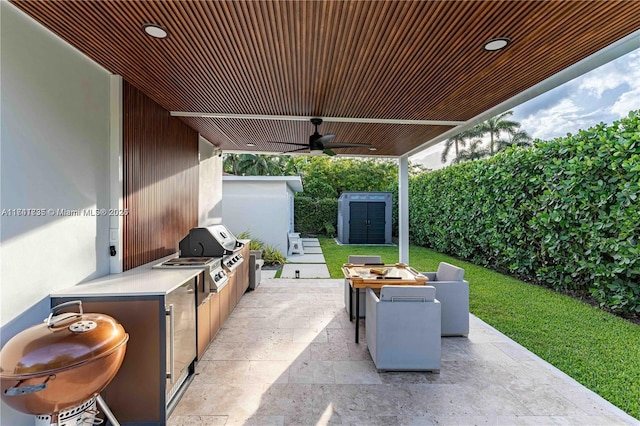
[178,225,246,274]
[222,253,244,272]
[178,225,244,257]
[154,256,229,293]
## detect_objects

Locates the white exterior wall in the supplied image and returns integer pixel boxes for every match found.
[1,4,112,423]
[222,179,299,254]
[199,138,223,226]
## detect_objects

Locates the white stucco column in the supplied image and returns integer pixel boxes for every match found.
[398,155,409,264]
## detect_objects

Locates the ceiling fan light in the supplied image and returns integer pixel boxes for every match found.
[484,37,510,51]
[143,23,169,39]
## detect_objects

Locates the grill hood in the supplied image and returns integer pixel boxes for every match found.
[179,225,244,257]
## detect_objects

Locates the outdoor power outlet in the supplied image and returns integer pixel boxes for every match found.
[295,270,300,279]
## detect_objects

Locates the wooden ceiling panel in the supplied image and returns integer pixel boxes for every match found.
[181,118,454,157]
[11,0,640,157]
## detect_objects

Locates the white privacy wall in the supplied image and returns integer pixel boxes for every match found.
[198,138,224,226]
[1,5,111,423]
[222,176,302,253]
[1,4,111,329]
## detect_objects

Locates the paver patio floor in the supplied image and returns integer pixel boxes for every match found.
[169,279,637,425]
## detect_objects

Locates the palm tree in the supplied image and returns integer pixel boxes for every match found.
[477,111,522,155]
[441,129,480,164]
[224,153,287,176]
[496,129,533,152]
[453,139,490,164]
[223,153,241,175]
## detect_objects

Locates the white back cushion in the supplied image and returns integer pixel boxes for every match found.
[436,262,465,281]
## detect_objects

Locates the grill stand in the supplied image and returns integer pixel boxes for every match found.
[34,395,120,426]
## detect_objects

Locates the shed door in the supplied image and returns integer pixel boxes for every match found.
[366,202,386,244]
[349,202,368,244]
[349,202,385,244]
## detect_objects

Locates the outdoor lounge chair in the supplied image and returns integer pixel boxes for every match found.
[344,255,383,318]
[421,262,469,336]
[365,285,441,372]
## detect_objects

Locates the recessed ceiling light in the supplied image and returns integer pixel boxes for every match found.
[369,147,377,151]
[142,23,168,39]
[247,142,255,147]
[484,37,511,51]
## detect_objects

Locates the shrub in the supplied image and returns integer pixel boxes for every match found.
[263,245,286,266]
[236,230,265,252]
[294,196,338,235]
[410,110,640,315]
[323,222,336,237]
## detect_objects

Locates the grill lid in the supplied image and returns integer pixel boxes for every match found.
[0,301,129,380]
[179,225,243,257]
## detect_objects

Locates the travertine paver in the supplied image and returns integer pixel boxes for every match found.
[169,279,637,426]
[301,238,321,247]
[286,253,326,264]
[301,246,323,254]
[280,264,330,279]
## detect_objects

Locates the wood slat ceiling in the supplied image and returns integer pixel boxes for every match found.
[11,0,640,157]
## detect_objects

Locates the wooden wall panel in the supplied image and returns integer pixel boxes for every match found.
[123,81,198,270]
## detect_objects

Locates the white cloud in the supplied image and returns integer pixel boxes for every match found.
[578,50,640,99]
[579,72,624,99]
[520,98,587,140]
[412,149,446,170]
[517,49,640,140]
[611,88,640,117]
[410,143,449,170]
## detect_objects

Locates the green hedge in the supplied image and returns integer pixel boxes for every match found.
[294,196,338,236]
[410,111,640,315]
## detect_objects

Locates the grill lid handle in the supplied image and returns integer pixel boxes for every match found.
[45,300,83,327]
[4,375,54,396]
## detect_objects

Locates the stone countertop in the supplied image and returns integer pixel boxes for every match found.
[50,253,202,298]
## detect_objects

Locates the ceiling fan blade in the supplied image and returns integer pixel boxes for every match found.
[315,134,335,144]
[323,142,372,149]
[266,141,309,147]
[323,149,337,156]
[282,146,310,154]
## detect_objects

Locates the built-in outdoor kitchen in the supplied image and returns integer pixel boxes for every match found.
[1,225,250,425]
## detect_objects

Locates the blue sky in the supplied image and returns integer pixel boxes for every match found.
[413,47,640,169]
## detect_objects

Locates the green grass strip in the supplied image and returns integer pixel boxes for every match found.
[319,237,640,419]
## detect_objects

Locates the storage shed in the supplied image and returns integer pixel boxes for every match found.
[337,192,393,245]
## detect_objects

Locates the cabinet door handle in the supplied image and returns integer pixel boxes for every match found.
[166,304,175,382]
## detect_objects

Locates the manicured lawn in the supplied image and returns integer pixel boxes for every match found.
[319,237,640,420]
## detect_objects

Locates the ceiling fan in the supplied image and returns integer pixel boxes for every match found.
[267,118,372,156]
